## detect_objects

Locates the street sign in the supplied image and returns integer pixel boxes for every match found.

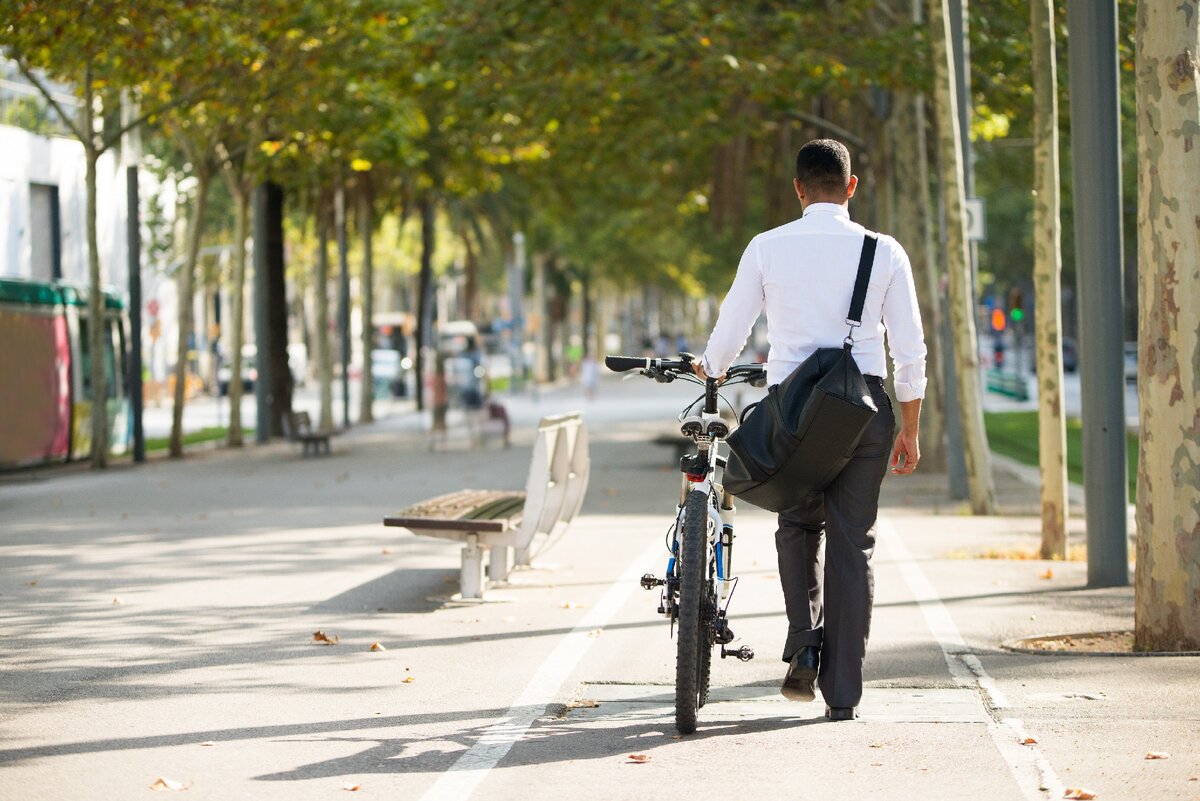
[965,197,986,241]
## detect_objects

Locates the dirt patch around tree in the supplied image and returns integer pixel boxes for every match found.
[1003,630,1200,656]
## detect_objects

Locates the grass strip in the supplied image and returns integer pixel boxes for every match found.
[144,426,253,453]
[983,411,1137,499]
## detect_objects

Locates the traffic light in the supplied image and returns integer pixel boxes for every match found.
[1008,287,1025,323]
[991,308,1007,332]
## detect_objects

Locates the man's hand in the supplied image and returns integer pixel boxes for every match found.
[693,361,724,383]
[890,430,920,474]
[890,398,921,475]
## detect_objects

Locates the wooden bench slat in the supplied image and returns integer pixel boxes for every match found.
[384,516,508,533]
[383,489,525,533]
[466,495,526,521]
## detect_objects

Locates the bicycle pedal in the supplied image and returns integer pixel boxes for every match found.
[720,644,755,662]
[640,573,664,590]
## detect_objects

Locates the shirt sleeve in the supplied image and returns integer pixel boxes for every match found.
[881,239,928,402]
[701,237,764,377]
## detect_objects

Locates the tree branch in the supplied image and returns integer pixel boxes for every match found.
[11,55,86,143]
[99,82,217,154]
[784,110,865,149]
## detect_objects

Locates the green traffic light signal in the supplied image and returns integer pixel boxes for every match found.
[1011,308,1025,322]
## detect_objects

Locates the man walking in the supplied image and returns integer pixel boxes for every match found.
[696,139,926,720]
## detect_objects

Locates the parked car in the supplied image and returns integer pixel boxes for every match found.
[1124,341,1138,383]
[1061,337,1078,373]
[217,345,257,395]
[371,348,410,398]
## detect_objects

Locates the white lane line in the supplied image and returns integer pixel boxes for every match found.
[419,538,663,801]
[879,517,1064,801]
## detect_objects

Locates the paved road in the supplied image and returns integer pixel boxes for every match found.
[1,376,1194,800]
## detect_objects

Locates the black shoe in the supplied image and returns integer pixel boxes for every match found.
[780,646,819,701]
[825,706,858,721]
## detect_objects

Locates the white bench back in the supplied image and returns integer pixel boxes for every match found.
[516,412,590,550]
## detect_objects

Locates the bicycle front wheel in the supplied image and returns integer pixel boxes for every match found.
[675,489,710,734]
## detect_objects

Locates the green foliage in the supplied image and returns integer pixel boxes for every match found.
[2,0,1141,309]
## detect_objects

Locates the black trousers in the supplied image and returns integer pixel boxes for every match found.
[775,379,895,709]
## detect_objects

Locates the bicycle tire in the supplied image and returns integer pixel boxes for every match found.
[697,564,715,708]
[675,489,709,734]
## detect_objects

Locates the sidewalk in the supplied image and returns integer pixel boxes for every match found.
[0,376,1194,800]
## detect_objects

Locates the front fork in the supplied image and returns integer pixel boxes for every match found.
[640,461,754,661]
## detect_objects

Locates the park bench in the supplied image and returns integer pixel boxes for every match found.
[283,410,335,456]
[384,412,590,599]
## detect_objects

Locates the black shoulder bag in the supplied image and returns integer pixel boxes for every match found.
[723,233,880,513]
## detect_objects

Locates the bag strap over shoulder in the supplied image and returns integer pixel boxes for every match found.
[844,233,879,344]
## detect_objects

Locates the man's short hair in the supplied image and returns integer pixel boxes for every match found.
[795,139,851,196]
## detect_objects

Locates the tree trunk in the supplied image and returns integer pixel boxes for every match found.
[415,195,435,411]
[1031,0,1069,558]
[1133,0,1200,651]
[169,169,210,458]
[316,203,334,432]
[225,180,249,447]
[84,142,108,468]
[533,253,549,383]
[927,0,996,514]
[463,229,478,322]
[358,178,374,424]
[893,91,948,472]
[82,70,108,468]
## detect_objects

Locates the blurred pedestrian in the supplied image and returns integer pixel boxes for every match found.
[580,353,599,400]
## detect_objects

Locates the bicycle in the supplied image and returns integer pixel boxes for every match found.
[604,353,768,734]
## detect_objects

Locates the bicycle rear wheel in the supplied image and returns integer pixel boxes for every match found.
[675,489,709,734]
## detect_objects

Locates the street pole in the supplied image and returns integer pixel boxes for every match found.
[1066,0,1128,587]
[121,93,145,463]
[943,0,974,500]
[336,181,350,429]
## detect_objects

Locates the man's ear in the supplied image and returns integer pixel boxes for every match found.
[794,177,804,201]
[846,175,859,199]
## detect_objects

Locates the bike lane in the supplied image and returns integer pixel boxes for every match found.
[458,504,1036,801]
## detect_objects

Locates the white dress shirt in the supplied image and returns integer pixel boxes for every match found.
[700,203,928,402]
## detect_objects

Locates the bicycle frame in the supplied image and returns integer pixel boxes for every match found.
[609,353,763,731]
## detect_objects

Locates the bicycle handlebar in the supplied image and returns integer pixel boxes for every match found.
[604,356,658,372]
[604,354,766,385]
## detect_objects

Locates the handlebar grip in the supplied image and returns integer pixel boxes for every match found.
[604,356,649,373]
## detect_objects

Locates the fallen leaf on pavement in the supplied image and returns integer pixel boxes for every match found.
[670,735,683,740]
[1039,568,1054,580]
[1063,789,1096,799]
[381,548,392,555]
[1020,736,1038,745]
[626,754,650,763]
[27,581,37,587]
[369,642,386,652]
[560,601,588,609]
[342,783,361,792]
[587,629,602,638]
[566,699,600,709]
[401,676,415,684]
[1144,752,1169,760]
[198,741,216,747]
[149,777,188,791]
[313,631,340,645]
[869,742,884,748]
[112,597,124,605]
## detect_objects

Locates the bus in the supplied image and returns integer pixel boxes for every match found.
[0,278,130,469]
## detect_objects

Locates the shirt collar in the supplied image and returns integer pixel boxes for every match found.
[802,202,850,219]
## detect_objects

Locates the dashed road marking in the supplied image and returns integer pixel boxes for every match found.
[879,516,1064,800]
[418,538,663,801]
